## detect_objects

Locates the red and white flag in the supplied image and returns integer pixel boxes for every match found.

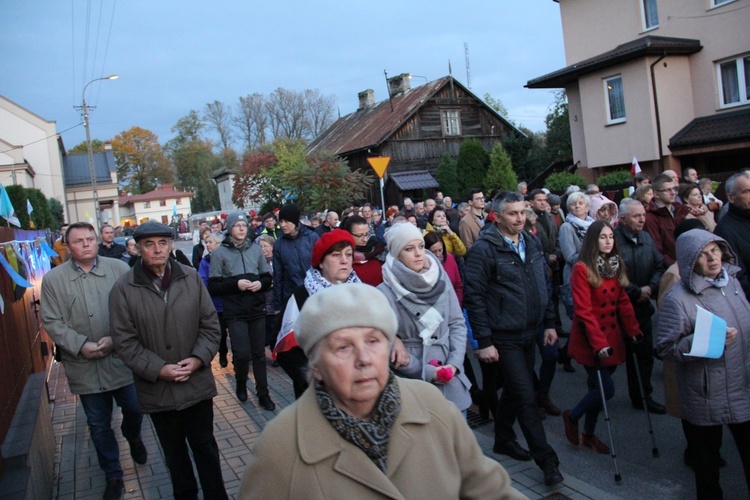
[273,295,300,357]
[631,156,642,176]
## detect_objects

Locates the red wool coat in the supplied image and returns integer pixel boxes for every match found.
[568,262,641,368]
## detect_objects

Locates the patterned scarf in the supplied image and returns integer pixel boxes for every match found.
[381,252,447,343]
[304,267,361,296]
[316,373,401,473]
[596,254,620,279]
[687,203,708,217]
[565,212,595,241]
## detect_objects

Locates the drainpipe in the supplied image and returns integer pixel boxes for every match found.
[650,52,667,168]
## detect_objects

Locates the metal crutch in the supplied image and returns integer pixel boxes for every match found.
[594,348,622,482]
[632,351,660,457]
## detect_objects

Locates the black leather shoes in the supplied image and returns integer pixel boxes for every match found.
[219,353,228,368]
[103,478,124,499]
[236,380,248,402]
[259,394,276,411]
[493,439,532,461]
[128,438,148,465]
[541,462,564,486]
[633,397,666,414]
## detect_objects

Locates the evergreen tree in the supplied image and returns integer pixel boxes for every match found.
[485,143,518,193]
[48,198,65,229]
[455,138,490,194]
[435,153,460,198]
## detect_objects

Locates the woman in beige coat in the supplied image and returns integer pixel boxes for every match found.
[240,283,524,499]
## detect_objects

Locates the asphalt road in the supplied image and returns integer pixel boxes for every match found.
[471,307,747,499]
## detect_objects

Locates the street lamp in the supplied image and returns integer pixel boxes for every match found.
[81,74,118,228]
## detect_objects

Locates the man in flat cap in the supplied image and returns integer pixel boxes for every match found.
[110,221,227,499]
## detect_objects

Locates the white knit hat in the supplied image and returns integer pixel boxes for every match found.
[294,283,398,356]
[384,222,424,257]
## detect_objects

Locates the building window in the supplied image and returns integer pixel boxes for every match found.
[159,199,166,207]
[717,55,750,108]
[161,215,168,224]
[144,201,150,209]
[641,0,658,30]
[604,75,626,124]
[441,110,461,136]
[176,198,182,205]
[711,0,735,7]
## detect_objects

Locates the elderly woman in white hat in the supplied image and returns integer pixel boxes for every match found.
[239,283,523,499]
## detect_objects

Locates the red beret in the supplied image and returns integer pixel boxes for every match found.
[311,229,355,268]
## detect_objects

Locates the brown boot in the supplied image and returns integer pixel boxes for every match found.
[537,393,561,416]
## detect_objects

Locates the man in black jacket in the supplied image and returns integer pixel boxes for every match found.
[464,191,563,487]
[98,224,126,258]
[615,198,666,414]
[715,171,750,298]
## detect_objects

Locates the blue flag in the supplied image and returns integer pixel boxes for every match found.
[0,185,20,227]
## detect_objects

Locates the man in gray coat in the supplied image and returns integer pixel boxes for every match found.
[42,222,146,500]
[110,221,226,500]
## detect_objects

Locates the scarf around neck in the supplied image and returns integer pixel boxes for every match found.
[566,212,595,241]
[316,373,401,473]
[596,254,620,279]
[381,252,447,344]
[304,267,361,296]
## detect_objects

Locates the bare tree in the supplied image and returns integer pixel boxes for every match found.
[266,88,307,140]
[304,89,336,138]
[203,100,234,151]
[234,93,268,151]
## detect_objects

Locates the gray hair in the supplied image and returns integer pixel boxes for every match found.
[206,231,224,245]
[255,233,275,246]
[619,197,643,217]
[492,191,524,215]
[457,201,469,212]
[566,191,590,210]
[566,185,581,195]
[517,181,527,189]
[725,171,750,197]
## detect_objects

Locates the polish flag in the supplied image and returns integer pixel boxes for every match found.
[631,156,642,176]
[273,296,300,357]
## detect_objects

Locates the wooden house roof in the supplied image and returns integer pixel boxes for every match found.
[307,76,521,157]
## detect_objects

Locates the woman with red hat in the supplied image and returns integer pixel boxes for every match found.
[273,229,361,398]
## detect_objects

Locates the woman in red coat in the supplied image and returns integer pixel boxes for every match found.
[563,220,642,454]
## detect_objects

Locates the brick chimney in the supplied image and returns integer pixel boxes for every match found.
[358,89,375,110]
[387,73,411,96]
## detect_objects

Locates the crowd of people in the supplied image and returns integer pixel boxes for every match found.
[41,169,750,499]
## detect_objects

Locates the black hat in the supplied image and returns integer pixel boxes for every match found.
[278,203,301,226]
[133,221,173,241]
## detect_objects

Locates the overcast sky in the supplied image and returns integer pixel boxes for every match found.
[2,1,566,150]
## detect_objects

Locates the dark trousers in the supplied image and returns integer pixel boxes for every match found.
[217,311,228,359]
[277,346,309,399]
[227,317,268,397]
[535,325,559,395]
[626,313,654,404]
[682,419,750,500]
[150,399,227,500]
[79,383,143,480]
[494,337,559,467]
[570,366,616,435]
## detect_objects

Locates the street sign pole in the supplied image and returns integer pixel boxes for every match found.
[367,156,391,211]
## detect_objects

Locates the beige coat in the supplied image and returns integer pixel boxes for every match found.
[41,258,132,395]
[459,212,484,250]
[239,378,525,500]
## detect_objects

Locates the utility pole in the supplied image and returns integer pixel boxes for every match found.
[465,42,472,90]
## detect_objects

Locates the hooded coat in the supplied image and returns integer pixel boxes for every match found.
[655,229,750,426]
[272,224,319,310]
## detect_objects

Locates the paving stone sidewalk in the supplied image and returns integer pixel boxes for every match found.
[49,355,614,499]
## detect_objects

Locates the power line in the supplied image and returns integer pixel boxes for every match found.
[0,123,83,155]
[95,0,118,106]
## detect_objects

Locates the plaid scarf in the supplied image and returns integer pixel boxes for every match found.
[316,374,401,473]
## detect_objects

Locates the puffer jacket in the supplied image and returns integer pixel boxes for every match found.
[272,225,319,310]
[655,229,750,426]
[208,236,271,321]
[110,259,220,413]
[464,225,555,347]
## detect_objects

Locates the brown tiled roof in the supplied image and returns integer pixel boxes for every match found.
[119,184,194,205]
[307,76,520,156]
[389,170,440,190]
[526,36,702,89]
[669,108,750,149]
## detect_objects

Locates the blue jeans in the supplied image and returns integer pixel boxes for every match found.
[79,383,143,480]
[569,366,616,435]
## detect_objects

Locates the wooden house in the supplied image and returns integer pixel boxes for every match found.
[307,74,524,205]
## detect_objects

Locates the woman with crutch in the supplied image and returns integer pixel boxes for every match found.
[563,220,642,458]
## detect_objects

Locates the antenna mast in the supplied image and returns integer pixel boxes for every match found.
[464,42,472,89]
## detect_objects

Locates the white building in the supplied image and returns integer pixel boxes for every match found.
[118,184,193,228]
